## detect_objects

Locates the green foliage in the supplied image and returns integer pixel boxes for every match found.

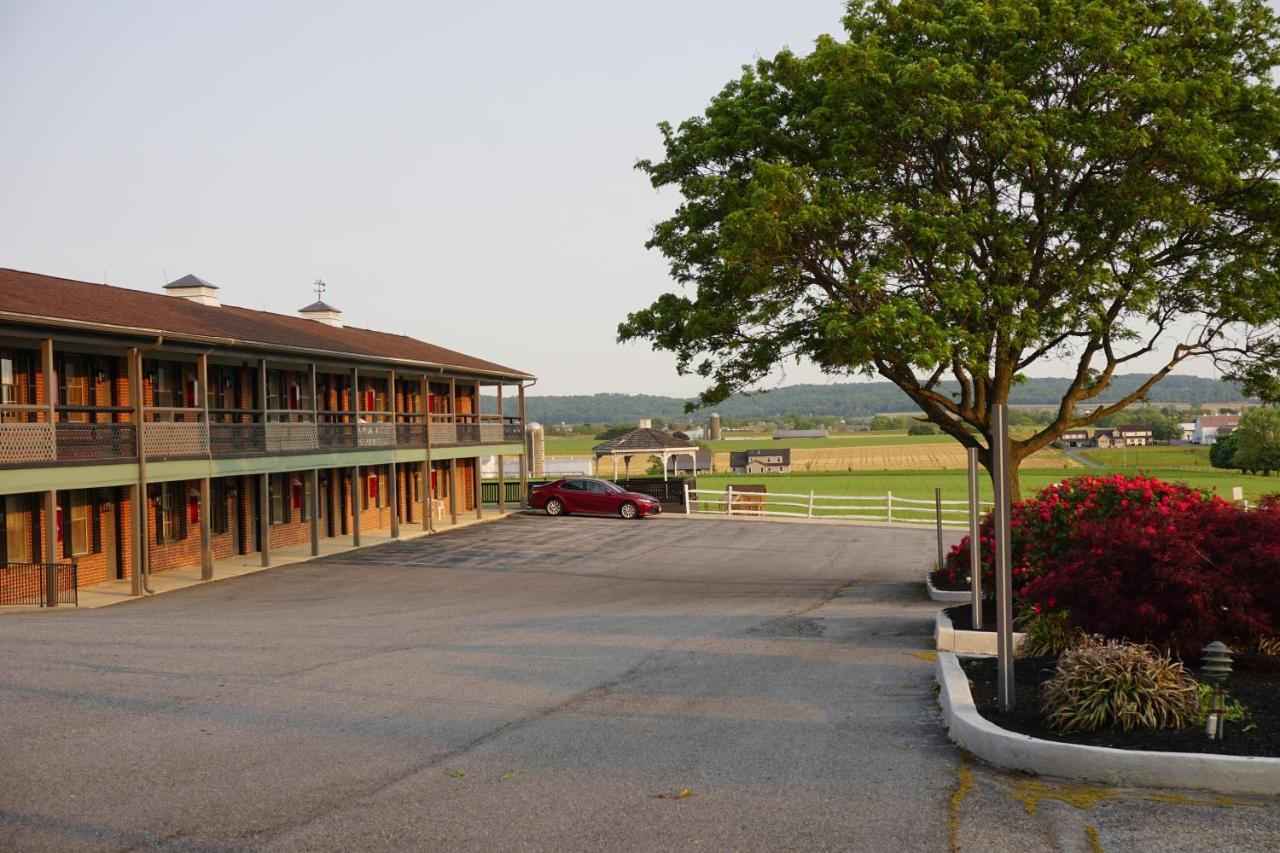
[1041,640,1199,734]
[521,377,1249,425]
[621,0,1280,490]
[1017,610,1089,657]
[907,422,939,436]
[1193,684,1249,726]
[594,423,638,441]
[869,414,908,431]
[1233,407,1280,474]
[1210,430,1242,469]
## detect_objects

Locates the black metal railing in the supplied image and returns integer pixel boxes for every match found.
[397,423,427,446]
[0,562,78,607]
[209,422,267,456]
[54,422,137,461]
[317,422,358,449]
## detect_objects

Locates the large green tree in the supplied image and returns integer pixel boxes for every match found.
[620,0,1280,496]
[1232,406,1280,473]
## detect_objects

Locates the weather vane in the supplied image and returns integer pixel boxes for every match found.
[314,278,326,302]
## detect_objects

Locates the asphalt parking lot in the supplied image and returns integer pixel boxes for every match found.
[1,514,1278,851]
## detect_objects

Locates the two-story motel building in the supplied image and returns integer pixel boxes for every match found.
[0,268,533,602]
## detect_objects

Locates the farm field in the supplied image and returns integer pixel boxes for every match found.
[1078,443,1213,469]
[710,442,1073,472]
[544,427,1055,459]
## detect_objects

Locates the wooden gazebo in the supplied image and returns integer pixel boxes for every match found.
[592,428,700,481]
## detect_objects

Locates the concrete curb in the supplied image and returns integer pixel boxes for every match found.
[935,610,1025,656]
[935,651,1280,795]
[925,572,971,603]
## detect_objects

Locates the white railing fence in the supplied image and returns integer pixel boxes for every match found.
[683,486,994,528]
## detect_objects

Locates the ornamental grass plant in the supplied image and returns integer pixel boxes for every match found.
[1041,639,1200,734]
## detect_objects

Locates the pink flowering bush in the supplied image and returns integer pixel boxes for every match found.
[929,474,1219,593]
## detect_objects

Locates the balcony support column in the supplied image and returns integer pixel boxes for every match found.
[474,452,483,520]
[198,352,212,581]
[199,477,213,580]
[43,489,58,606]
[496,384,506,514]
[518,384,528,509]
[41,338,55,424]
[351,466,361,547]
[309,468,320,557]
[389,369,399,539]
[128,346,146,597]
[448,458,458,525]
[259,472,270,568]
[421,375,432,533]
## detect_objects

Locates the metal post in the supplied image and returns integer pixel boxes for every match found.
[259,472,270,567]
[967,447,982,630]
[309,468,320,556]
[992,403,1015,713]
[496,383,506,513]
[518,384,528,508]
[199,477,212,580]
[683,481,691,514]
[886,490,893,524]
[934,487,944,572]
[421,375,432,532]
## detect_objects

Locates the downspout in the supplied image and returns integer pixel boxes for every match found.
[135,336,165,594]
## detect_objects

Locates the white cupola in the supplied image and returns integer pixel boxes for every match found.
[163,274,220,306]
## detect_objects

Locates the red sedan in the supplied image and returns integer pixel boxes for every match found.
[529,478,662,519]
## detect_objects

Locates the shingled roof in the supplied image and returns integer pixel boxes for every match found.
[592,428,698,455]
[0,268,532,379]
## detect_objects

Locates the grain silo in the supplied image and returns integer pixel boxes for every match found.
[709,413,722,440]
[526,422,546,477]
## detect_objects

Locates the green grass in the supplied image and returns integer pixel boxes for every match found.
[687,464,1280,522]
[1077,444,1213,470]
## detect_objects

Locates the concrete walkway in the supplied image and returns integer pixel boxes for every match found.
[0,516,1276,851]
[3,508,513,613]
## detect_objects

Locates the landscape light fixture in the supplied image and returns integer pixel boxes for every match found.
[1200,641,1233,740]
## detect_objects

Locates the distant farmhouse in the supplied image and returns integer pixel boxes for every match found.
[1060,426,1153,448]
[1193,414,1241,445]
[772,428,827,439]
[729,448,791,474]
[1061,429,1090,448]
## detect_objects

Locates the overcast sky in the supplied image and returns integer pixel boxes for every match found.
[0,0,1231,398]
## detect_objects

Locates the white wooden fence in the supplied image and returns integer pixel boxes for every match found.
[683,485,993,528]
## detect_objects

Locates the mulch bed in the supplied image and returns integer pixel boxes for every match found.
[944,600,1026,632]
[964,653,1280,757]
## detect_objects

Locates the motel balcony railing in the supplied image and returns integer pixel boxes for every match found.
[0,407,524,467]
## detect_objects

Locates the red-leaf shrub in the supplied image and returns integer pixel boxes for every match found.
[1019,500,1278,657]
[930,474,1215,592]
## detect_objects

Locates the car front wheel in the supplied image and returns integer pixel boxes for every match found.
[619,501,638,520]
[545,498,565,517]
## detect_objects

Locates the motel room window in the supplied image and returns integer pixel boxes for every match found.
[152,483,187,544]
[299,475,311,522]
[0,348,38,417]
[64,491,91,557]
[269,474,289,525]
[211,481,229,534]
[2,495,32,563]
